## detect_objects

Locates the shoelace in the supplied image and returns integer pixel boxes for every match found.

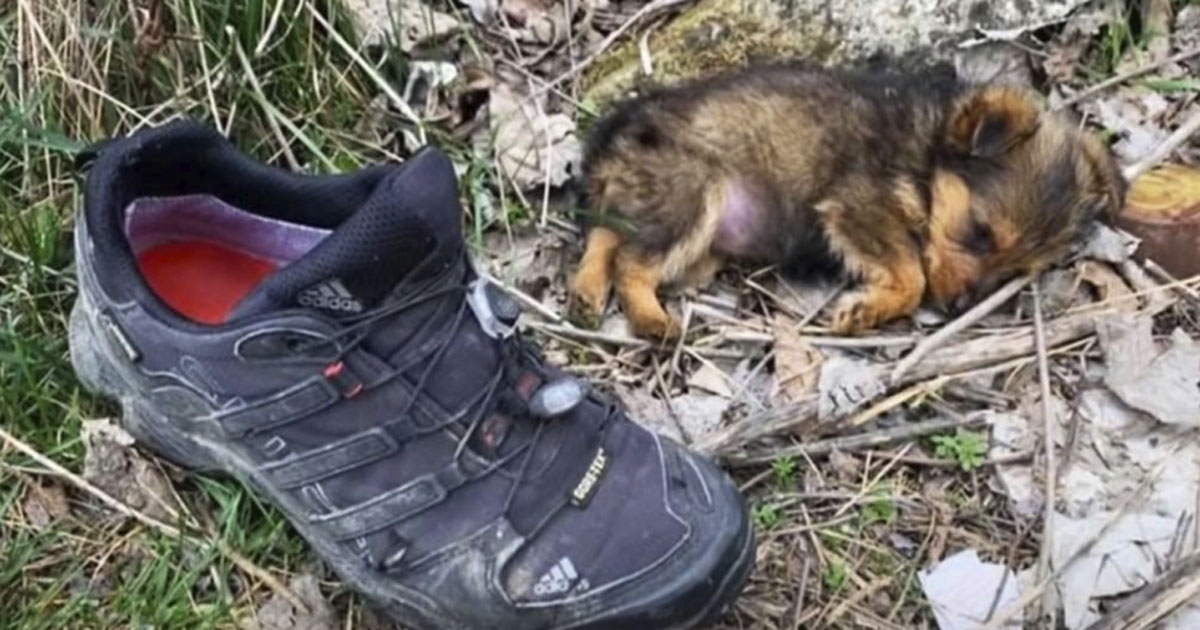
[289,251,618,568]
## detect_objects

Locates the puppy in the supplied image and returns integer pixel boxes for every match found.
[569,61,1127,339]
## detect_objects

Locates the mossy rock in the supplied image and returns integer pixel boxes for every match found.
[580,0,1091,108]
[581,0,839,107]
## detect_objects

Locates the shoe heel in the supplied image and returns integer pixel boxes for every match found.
[69,297,220,473]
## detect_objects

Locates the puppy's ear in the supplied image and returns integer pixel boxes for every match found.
[947,87,1040,157]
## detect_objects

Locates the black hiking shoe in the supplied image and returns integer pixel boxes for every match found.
[67,120,754,630]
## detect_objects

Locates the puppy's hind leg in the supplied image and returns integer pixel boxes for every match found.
[570,226,622,328]
[614,247,680,341]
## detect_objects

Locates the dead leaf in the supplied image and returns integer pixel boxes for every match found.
[250,574,336,630]
[458,0,497,22]
[1081,222,1139,264]
[1021,268,1081,316]
[816,353,885,422]
[497,0,571,44]
[81,419,176,521]
[987,411,1040,519]
[489,82,581,191]
[671,394,730,443]
[771,315,823,405]
[1098,314,1200,427]
[344,0,462,49]
[22,481,70,530]
[1078,260,1133,302]
[1092,89,1173,165]
[1054,511,1181,629]
[688,362,733,398]
[617,386,682,442]
[1043,38,1086,84]
[1142,0,1174,63]
[827,449,860,482]
[1176,5,1200,57]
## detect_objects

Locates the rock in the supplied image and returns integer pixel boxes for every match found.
[582,0,1092,105]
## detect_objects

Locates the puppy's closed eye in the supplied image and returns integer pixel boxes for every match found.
[963,218,994,253]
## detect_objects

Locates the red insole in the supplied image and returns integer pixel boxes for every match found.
[137,241,278,324]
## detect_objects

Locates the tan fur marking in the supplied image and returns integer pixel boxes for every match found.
[614,249,680,341]
[570,226,622,326]
[948,86,1039,157]
[924,170,983,305]
[819,201,927,333]
[892,177,927,226]
[659,180,728,284]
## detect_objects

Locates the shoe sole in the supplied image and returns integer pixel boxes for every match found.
[69,293,755,630]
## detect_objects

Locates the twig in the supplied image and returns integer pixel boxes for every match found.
[696,398,818,455]
[1123,107,1200,181]
[848,376,949,426]
[891,276,1032,384]
[1143,260,1200,306]
[724,414,988,466]
[528,321,649,348]
[1054,46,1200,111]
[0,426,307,611]
[1032,280,1059,628]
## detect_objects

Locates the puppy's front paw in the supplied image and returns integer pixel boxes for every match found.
[629,310,682,342]
[829,294,883,335]
[569,273,610,329]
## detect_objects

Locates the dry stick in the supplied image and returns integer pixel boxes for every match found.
[0,427,308,612]
[1054,46,1200,111]
[1087,552,1200,630]
[1142,261,1200,306]
[1123,107,1200,181]
[1032,281,1059,628]
[527,321,649,348]
[890,276,1032,384]
[724,414,986,466]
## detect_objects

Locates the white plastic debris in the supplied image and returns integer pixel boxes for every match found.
[919,549,1022,630]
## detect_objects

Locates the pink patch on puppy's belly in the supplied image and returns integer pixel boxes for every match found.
[713,179,764,259]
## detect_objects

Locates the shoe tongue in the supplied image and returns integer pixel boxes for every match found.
[228,147,464,320]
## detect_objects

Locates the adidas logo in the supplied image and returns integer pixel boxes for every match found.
[532,556,580,597]
[297,279,363,314]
